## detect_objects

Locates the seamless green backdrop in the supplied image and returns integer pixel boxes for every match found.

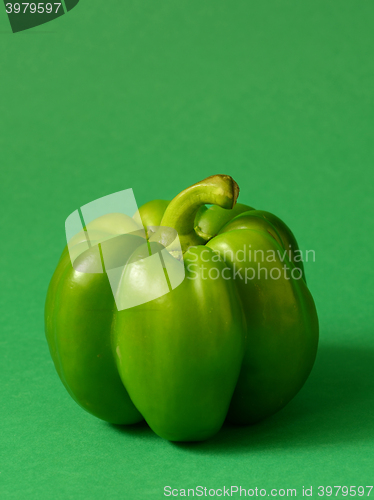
[1,1,373,499]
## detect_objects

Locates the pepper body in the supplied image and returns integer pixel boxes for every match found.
[113,243,246,441]
[45,175,318,441]
[45,225,143,424]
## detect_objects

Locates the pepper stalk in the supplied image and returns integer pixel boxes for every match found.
[159,175,239,254]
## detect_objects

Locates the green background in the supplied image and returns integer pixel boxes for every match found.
[1,1,373,498]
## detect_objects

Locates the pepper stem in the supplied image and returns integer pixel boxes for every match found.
[160,174,239,253]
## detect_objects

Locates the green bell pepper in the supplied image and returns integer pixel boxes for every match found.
[45,174,318,441]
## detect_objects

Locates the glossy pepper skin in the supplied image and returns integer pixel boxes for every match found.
[45,175,318,441]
